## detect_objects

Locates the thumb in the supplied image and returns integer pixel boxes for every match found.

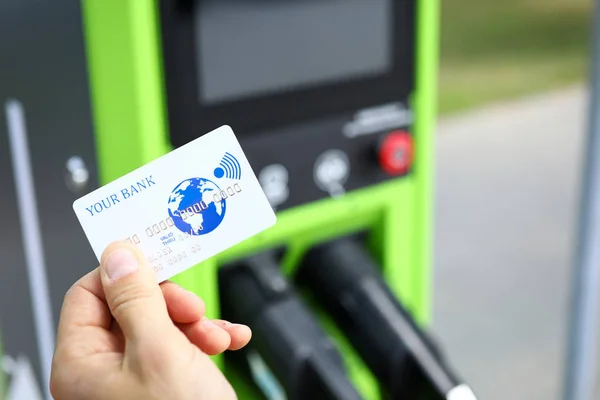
[100,241,175,342]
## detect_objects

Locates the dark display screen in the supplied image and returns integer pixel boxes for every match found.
[159,0,414,145]
[195,0,392,105]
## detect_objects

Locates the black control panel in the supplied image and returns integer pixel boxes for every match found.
[159,0,416,211]
[238,104,413,211]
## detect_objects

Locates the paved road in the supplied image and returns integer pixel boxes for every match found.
[432,86,590,400]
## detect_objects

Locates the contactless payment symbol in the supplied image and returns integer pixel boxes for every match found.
[167,152,242,236]
[214,152,242,180]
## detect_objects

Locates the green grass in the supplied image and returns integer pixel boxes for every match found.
[439,0,593,114]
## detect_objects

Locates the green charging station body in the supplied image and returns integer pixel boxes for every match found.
[0,1,439,398]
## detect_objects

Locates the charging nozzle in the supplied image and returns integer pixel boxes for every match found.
[297,237,477,400]
[219,251,363,400]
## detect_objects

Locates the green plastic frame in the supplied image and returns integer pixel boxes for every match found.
[81,0,439,397]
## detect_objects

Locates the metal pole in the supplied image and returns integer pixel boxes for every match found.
[563,1,600,398]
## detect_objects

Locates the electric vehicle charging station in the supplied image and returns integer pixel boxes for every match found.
[0,1,479,399]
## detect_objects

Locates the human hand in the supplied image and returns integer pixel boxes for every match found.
[50,241,251,400]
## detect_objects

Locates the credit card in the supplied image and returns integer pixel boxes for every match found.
[73,125,277,282]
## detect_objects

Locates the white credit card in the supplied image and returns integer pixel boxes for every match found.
[73,125,277,282]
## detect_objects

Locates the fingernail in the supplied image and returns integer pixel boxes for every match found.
[104,248,139,281]
[230,323,250,330]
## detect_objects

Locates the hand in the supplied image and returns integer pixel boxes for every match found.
[50,241,251,400]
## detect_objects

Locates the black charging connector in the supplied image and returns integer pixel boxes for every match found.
[297,237,477,400]
[219,251,363,400]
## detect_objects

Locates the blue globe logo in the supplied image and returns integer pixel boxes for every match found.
[167,177,226,236]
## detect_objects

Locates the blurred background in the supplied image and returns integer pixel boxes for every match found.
[434,0,594,399]
[439,0,591,114]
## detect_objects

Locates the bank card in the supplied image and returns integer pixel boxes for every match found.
[73,125,277,282]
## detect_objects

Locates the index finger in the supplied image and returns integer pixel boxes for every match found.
[56,267,111,339]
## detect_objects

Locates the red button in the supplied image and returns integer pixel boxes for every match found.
[378,131,413,176]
